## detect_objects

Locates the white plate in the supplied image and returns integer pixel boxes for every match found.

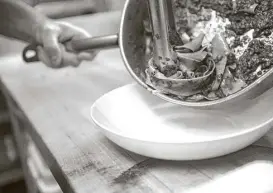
[90,83,273,160]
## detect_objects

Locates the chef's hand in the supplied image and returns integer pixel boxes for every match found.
[35,21,97,68]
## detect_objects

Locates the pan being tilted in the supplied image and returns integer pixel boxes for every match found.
[22,0,273,109]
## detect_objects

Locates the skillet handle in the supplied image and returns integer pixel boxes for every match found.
[22,34,119,63]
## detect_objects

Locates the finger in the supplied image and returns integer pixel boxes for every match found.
[62,52,81,67]
[37,46,53,68]
[38,46,66,69]
[42,27,62,67]
[56,22,91,43]
[59,45,81,67]
[77,51,98,61]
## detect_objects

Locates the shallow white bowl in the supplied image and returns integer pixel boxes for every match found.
[90,83,273,160]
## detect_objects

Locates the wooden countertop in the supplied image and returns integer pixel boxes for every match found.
[0,11,273,193]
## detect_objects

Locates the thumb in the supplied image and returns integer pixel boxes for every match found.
[42,28,62,67]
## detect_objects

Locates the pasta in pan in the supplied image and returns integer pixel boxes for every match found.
[144,0,273,102]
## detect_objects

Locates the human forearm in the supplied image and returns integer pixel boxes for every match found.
[0,0,97,68]
[0,0,48,43]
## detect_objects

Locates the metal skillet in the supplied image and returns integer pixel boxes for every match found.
[22,0,273,109]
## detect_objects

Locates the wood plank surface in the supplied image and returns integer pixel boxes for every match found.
[0,11,273,193]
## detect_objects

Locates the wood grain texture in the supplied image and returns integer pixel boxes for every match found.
[0,11,273,193]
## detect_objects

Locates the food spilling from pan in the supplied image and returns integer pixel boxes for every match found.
[144,0,273,102]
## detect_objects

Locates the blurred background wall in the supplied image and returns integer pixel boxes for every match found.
[104,0,126,10]
[21,0,126,11]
